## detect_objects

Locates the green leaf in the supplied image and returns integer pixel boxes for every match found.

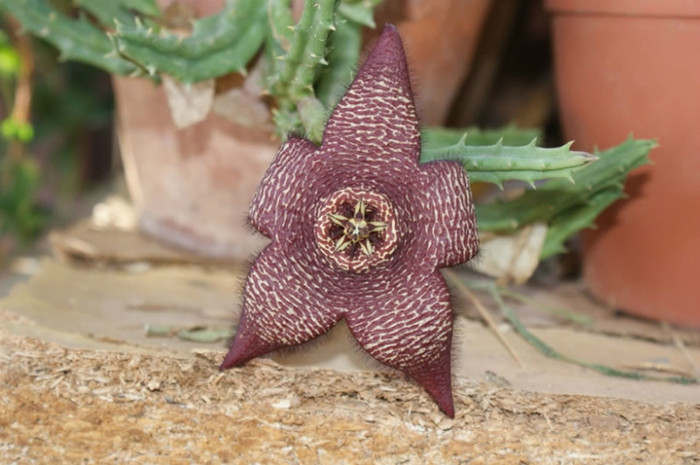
[488,286,697,385]
[1,117,34,143]
[0,43,21,77]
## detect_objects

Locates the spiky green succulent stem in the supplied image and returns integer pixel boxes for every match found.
[0,0,143,76]
[422,136,597,187]
[423,125,542,148]
[74,0,159,29]
[475,138,655,258]
[115,0,267,83]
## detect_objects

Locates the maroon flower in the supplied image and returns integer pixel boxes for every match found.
[221,24,478,417]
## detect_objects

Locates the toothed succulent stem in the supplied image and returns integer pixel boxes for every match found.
[315,7,363,108]
[271,0,337,102]
[475,138,655,257]
[115,0,267,84]
[266,0,382,142]
[74,0,159,29]
[540,187,623,259]
[423,125,542,147]
[0,0,143,76]
[266,0,338,141]
[422,136,597,187]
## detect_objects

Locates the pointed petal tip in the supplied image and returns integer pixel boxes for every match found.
[378,22,403,48]
[220,329,268,371]
[440,397,456,419]
[416,376,455,417]
[380,23,399,36]
[219,346,245,371]
[363,23,407,72]
[426,381,455,418]
[406,353,455,418]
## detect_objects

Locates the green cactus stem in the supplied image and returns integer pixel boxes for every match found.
[267,0,338,141]
[315,8,362,108]
[475,138,655,237]
[269,0,383,141]
[264,0,294,68]
[315,0,382,109]
[422,136,597,187]
[540,187,623,259]
[115,0,267,83]
[423,125,542,148]
[270,0,337,102]
[0,0,141,76]
[74,0,160,29]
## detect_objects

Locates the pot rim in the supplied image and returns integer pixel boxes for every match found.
[545,0,700,18]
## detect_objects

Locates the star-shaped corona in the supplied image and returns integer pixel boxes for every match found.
[221,24,479,417]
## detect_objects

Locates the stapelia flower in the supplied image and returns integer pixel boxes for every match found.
[221,24,479,417]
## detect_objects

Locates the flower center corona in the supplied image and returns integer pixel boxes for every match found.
[315,188,398,273]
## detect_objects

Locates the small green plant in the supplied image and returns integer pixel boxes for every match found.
[0,26,45,248]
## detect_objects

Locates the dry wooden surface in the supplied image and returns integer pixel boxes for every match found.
[1,325,698,465]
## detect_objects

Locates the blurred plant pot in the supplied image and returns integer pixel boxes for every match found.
[114,76,276,260]
[372,0,493,124]
[546,0,700,327]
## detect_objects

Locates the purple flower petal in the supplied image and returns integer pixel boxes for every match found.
[345,269,455,417]
[322,24,421,166]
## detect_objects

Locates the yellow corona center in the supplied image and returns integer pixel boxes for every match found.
[327,198,387,257]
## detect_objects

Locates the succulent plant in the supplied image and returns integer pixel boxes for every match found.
[476,138,654,258]
[1,0,659,415]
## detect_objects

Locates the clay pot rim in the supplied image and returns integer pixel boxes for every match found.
[545,0,700,18]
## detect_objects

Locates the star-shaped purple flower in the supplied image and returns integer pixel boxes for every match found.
[221,24,478,417]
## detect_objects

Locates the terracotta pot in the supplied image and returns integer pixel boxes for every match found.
[115,0,275,261]
[115,77,276,259]
[372,0,492,125]
[546,0,700,327]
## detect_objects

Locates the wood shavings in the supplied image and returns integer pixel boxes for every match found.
[1,330,698,464]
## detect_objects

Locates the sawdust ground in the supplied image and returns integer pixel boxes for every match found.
[1,328,698,465]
